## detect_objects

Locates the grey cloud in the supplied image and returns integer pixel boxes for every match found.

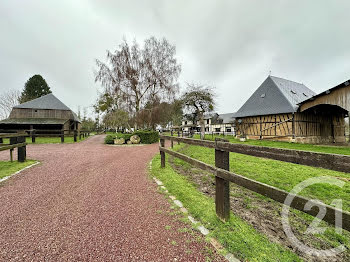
[1,0,350,115]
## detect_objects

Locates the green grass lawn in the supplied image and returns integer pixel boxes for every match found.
[0,160,37,180]
[177,144,350,212]
[151,155,301,261]
[174,133,350,155]
[2,135,90,144]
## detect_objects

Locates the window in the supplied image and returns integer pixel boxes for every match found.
[215,128,220,132]
[207,119,210,124]
[226,128,231,132]
[185,121,187,125]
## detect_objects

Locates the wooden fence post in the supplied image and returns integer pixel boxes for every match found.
[177,131,180,145]
[160,138,165,168]
[215,139,230,221]
[9,137,16,162]
[17,135,26,162]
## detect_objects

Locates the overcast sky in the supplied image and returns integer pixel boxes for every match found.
[1,1,350,116]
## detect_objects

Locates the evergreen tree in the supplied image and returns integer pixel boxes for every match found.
[20,75,51,103]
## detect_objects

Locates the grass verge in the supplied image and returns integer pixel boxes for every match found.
[185,134,350,155]
[150,154,302,261]
[0,160,37,180]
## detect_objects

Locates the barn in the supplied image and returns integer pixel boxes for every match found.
[0,93,80,134]
[234,76,347,143]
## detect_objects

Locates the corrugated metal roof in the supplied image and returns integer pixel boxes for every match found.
[234,76,316,118]
[0,118,68,125]
[14,93,71,111]
[218,113,235,123]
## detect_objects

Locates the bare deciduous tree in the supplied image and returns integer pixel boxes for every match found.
[95,36,181,129]
[182,84,215,140]
[0,90,20,120]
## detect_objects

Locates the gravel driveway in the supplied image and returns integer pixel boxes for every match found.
[0,135,224,261]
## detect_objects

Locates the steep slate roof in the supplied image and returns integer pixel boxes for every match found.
[14,93,71,110]
[13,93,80,122]
[234,76,316,118]
[218,113,235,124]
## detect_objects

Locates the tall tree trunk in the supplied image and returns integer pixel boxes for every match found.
[199,111,205,140]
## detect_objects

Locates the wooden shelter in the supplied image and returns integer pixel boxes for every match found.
[0,93,80,134]
[234,76,348,143]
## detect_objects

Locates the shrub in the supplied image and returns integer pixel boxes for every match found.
[104,134,115,144]
[116,133,132,141]
[133,130,159,144]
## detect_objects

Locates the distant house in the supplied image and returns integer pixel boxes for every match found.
[0,93,80,134]
[211,113,236,134]
[181,112,235,134]
[234,76,347,143]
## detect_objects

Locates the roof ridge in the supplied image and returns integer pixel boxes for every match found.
[269,75,305,86]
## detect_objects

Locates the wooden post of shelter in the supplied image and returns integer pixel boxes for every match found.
[31,129,36,143]
[17,135,26,162]
[259,116,262,140]
[29,125,35,143]
[160,138,165,168]
[348,113,350,143]
[74,130,77,142]
[215,138,230,221]
[292,113,296,139]
[61,128,64,143]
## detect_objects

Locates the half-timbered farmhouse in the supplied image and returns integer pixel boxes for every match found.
[0,93,80,134]
[234,76,348,143]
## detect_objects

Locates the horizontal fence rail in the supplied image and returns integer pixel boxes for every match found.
[0,129,91,143]
[0,133,27,162]
[163,135,350,173]
[159,135,350,232]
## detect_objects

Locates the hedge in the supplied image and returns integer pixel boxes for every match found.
[104,131,159,144]
[132,130,159,144]
[117,133,132,141]
[104,135,115,144]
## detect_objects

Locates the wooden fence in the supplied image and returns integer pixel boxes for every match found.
[0,129,91,143]
[0,133,27,162]
[159,135,350,232]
